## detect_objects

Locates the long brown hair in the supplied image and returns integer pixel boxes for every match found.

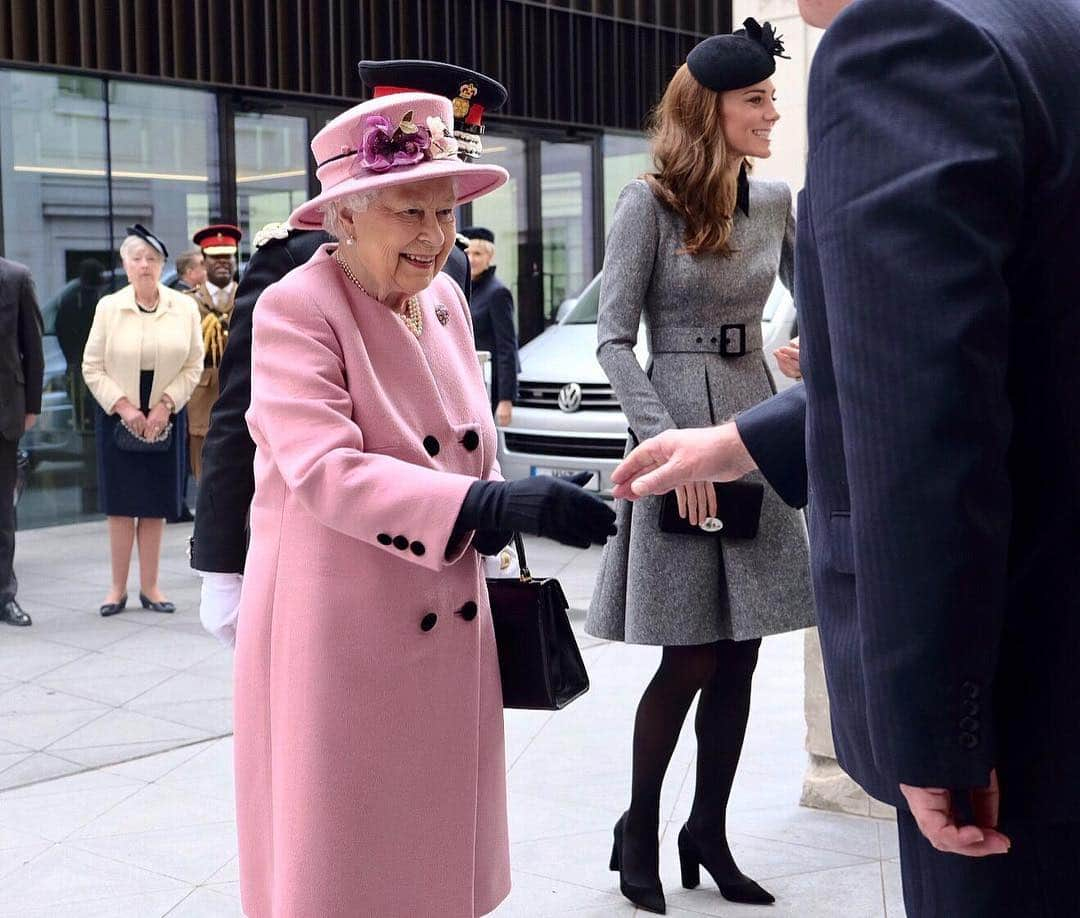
[645,64,744,257]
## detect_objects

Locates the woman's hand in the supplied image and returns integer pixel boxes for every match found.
[675,481,717,527]
[145,402,171,440]
[775,337,801,379]
[116,399,147,437]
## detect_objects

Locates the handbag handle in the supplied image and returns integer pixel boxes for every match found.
[513,532,532,582]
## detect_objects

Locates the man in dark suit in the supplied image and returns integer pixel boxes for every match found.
[461,226,518,425]
[0,257,44,627]
[610,1,1080,913]
[191,60,507,646]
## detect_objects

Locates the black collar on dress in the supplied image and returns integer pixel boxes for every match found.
[737,162,751,218]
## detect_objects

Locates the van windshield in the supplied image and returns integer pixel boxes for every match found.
[563,274,602,324]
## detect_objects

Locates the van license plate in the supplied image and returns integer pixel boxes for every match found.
[530,467,600,491]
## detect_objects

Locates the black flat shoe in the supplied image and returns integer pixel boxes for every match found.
[610,812,666,914]
[678,824,774,905]
[0,599,32,626]
[99,594,128,617]
[139,592,175,613]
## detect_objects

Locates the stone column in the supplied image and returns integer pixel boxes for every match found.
[731,0,892,820]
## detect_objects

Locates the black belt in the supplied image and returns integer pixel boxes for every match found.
[649,323,760,357]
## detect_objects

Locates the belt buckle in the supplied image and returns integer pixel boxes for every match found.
[719,324,747,357]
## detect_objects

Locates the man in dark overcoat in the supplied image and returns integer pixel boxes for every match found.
[0,257,44,627]
[191,60,508,645]
[610,1,1080,914]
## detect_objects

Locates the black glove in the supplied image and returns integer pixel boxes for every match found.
[454,473,616,550]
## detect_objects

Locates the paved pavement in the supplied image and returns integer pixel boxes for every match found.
[0,521,904,916]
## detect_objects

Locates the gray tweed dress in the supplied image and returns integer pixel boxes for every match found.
[586,178,815,645]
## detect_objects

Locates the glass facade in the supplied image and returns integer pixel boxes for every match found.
[1,65,644,528]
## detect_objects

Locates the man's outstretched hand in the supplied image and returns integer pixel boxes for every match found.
[610,422,758,500]
[900,771,1011,857]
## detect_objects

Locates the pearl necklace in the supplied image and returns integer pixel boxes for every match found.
[335,253,423,338]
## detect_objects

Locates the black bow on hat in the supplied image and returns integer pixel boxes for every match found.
[686,18,790,94]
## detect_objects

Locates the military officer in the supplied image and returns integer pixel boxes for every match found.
[186,223,241,480]
[191,60,508,646]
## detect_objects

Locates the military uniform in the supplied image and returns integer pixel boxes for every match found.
[185,224,241,479]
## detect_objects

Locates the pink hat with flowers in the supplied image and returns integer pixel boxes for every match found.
[288,92,509,230]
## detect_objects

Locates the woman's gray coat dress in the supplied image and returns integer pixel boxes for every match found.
[586,178,815,645]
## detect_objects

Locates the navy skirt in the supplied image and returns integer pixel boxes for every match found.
[96,370,188,518]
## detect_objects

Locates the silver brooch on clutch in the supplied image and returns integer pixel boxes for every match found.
[435,304,451,325]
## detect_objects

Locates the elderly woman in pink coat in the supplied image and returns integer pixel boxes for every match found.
[234,91,616,918]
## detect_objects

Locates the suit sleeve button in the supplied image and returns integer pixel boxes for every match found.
[410,541,426,557]
[377,533,393,546]
[420,612,438,632]
[961,681,980,699]
[462,430,480,451]
[423,436,440,457]
[959,716,979,733]
[393,535,409,550]
[959,732,978,750]
[963,700,980,717]
[459,601,478,621]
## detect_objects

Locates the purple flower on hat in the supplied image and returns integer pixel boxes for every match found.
[357,111,433,173]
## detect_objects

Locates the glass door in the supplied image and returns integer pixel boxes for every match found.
[233,109,311,261]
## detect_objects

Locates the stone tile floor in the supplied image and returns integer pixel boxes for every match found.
[0,521,903,916]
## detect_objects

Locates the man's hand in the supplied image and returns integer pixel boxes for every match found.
[899,771,1011,857]
[198,571,243,649]
[495,400,513,427]
[611,423,757,500]
[775,337,801,380]
[23,414,38,432]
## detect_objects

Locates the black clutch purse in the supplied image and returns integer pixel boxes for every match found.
[486,533,590,711]
[658,480,765,539]
[113,419,173,453]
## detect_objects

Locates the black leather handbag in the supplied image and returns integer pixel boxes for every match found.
[486,533,590,711]
[658,480,765,539]
[113,419,174,453]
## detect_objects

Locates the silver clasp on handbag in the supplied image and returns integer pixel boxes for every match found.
[700,517,724,533]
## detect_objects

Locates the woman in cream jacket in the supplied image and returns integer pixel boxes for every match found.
[83,225,203,616]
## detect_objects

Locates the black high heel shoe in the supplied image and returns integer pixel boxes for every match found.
[139,592,175,613]
[678,824,774,905]
[609,812,666,914]
[99,594,128,617]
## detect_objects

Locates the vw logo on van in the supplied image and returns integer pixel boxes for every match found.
[558,383,583,413]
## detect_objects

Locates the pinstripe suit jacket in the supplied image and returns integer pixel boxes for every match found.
[740,0,1080,821]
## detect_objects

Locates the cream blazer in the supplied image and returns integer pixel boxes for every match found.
[82,283,204,414]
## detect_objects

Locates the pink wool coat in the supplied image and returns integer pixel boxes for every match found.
[234,245,510,918]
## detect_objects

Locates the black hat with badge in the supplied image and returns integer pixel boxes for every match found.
[125,223,168,259]
[460,226,495,244]
[687,18,790,92]
[357,59,508,161]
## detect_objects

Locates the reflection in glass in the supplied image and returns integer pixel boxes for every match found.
[465,135,526,322]
[0,70,112,528]
[235,111,310,260]
[603,133,653,234]
[107,82,220,262]
[541,141,594,323]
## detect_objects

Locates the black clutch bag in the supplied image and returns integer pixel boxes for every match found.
[658,480,765,539]
[486,533,590,711]
[113,419,173,453]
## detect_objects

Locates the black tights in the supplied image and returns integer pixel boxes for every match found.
[623,639,761,884]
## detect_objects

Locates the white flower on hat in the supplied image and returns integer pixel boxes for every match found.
[427,116,460,161]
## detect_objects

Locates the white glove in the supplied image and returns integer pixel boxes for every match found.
[197,571,243,648]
